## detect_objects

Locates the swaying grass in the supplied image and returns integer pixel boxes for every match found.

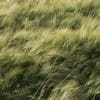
[0,0,100,100]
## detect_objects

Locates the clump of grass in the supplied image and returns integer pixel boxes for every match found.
[68,17,81,30]
[79,3,97,17]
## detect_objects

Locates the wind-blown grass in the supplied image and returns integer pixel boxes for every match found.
[0,0,100,100]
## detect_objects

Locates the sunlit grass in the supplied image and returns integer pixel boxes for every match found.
[0,0,100,100]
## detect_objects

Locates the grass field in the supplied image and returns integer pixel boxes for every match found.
[0,0,100,100]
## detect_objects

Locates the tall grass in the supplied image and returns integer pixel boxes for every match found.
[0,0,100,100]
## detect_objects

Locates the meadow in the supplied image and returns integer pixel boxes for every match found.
[0,0,100,100]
